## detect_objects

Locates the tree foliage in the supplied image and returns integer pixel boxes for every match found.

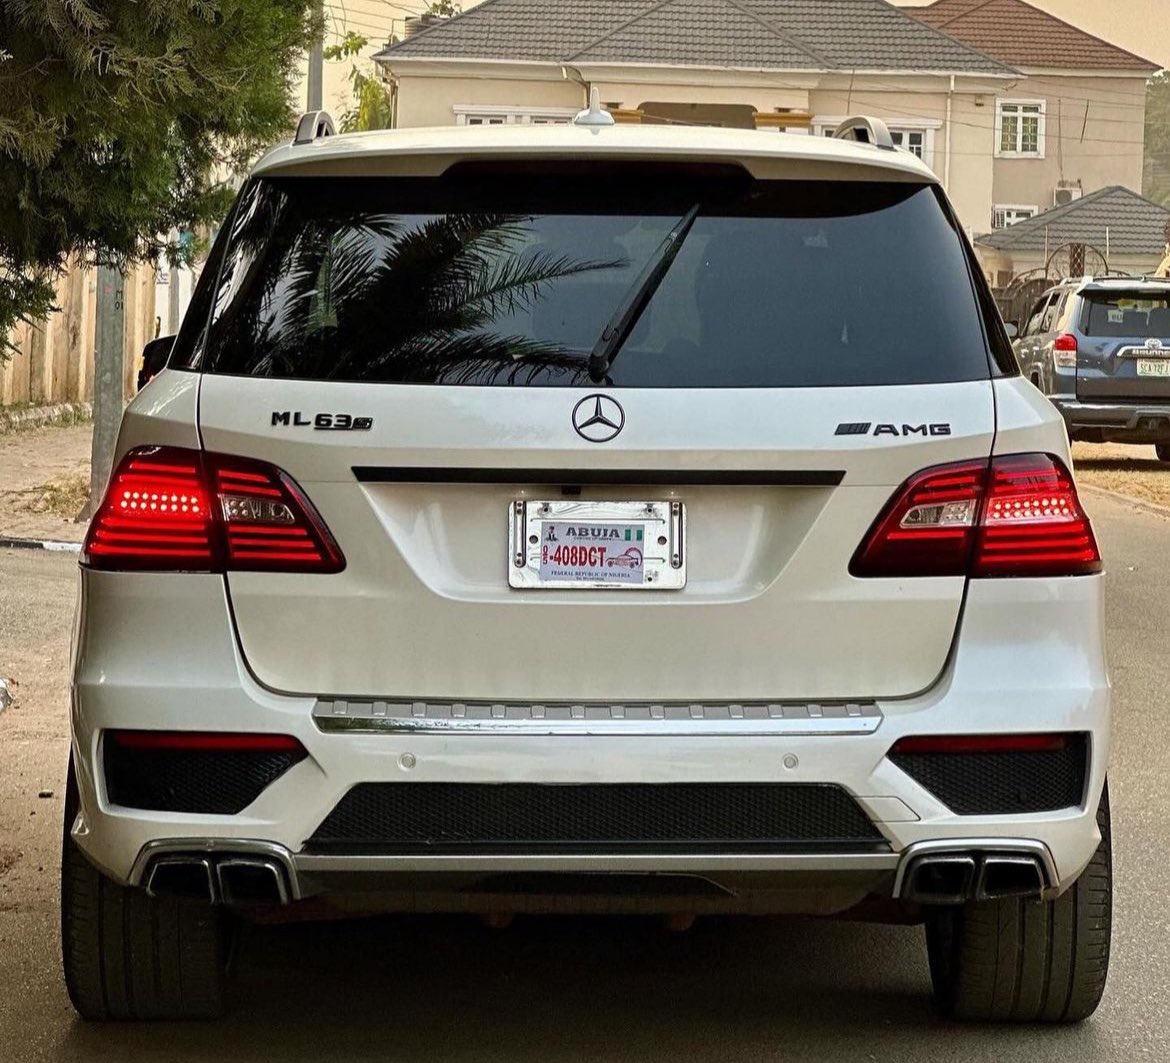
[1146,72,1170,208]
[324,32,391,133]
[212,183,624,384]
[324,0,461,134]
[0,0,321,348]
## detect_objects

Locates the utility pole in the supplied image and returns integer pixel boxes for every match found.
[82,264,125,520]
[167,265,182,335]
[167,228,182,335]
[307,0,324,110]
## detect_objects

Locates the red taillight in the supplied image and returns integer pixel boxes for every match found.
[84,446,345,573]
[890,733,1074,755]
[850,460,985,577]
[974,454,1100,577]
[1053,333,1078,367]
[84,449,215,568]
[107,730,306,753]
[852,453,1100,579]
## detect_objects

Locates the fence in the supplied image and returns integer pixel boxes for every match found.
[1,259,157,408]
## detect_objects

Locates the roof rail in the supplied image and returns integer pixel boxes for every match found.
[294,110,336,145]
[1080,273,1170,283]
[832,116,895,151]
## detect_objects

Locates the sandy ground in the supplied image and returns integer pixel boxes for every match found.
[0,550,74,922]
[1072,441,1170,510]
[0,424,92,543]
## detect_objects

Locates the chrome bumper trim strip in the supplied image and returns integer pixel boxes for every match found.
[312,698,883,736]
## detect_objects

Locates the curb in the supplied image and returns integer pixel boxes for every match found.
[0,535,82,553]
[0,402,92,434]
[1080,483,1170,521]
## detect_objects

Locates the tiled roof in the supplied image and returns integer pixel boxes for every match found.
[913,0,1159,72]
[975,186,1170,254]
[377,0,1014,74]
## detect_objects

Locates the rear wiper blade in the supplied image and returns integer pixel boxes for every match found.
[587,203,701,383]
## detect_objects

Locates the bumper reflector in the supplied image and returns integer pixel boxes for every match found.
[104,731,307,814]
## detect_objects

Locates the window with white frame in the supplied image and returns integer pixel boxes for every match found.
[453,105,578,127]
[992,205,1039,229]
[889,129,926,160]
[811,117,939,169]
[996,100,1045,157]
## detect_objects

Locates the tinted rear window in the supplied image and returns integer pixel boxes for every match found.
[193,173,992,387]
[1082,290,1170,338]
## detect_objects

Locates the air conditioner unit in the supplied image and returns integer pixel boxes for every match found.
[1054,184,1083,207]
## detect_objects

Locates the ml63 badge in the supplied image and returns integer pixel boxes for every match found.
[509,499,686,590]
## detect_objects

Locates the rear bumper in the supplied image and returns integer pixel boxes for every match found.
[70,570,1110,909]
[1053,397,1170,441]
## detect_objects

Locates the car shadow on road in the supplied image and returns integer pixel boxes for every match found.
[52,912,1104,1062]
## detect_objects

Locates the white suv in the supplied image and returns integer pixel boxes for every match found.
[63,109,1111,1023]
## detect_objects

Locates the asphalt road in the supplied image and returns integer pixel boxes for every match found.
[1,489,1168,1060]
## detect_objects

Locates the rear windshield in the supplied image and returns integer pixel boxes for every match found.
[192,173,993,388]
[1082,290,1170,339]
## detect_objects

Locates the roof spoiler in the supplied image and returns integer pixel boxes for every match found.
[833,116,895,151]
[294,110,336,145]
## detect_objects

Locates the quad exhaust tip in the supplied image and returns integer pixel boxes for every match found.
[976,854,1046,902]
[145,854,290,905]
[900,851,1047,905]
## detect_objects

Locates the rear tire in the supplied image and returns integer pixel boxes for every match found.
[1155,444,1170,463]
[61,758,226,1020]
[925,785,1112,1023]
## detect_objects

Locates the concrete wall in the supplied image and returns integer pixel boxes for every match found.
[991,75,1148,213]
[395,75,584,128]
[1,260,155,408]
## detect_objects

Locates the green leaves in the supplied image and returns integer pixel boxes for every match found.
[325,31,391,133]
[0,0,322,349]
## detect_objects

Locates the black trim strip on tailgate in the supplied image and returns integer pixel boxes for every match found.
[352,467,845,487]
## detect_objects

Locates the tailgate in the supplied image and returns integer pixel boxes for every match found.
[200,377,994,702]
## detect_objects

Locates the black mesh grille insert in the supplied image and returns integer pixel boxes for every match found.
[890,736,1088,815]
[305,783,886,854]
[104,742,305,814]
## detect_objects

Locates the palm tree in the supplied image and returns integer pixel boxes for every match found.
[212,183,627,384]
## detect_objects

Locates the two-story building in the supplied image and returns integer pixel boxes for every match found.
[373,0,1017,235]
[911,0,1159,233]
[373,0,1160,265]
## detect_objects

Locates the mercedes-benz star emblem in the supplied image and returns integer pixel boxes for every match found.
[572,394,625,443]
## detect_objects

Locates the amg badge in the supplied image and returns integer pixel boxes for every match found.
[271,412,373,431]
[835,422,952,437]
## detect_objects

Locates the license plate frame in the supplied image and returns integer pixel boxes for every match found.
[1137,358,1170,377]
[508,499,686,590]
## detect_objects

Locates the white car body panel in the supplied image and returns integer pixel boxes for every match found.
[185,374,995,701]
[251,123,937,183]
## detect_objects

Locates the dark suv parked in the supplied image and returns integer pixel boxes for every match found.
[1012,277,1170,459]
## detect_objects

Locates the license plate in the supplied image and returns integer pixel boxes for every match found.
[508,500,686,590]
[1137,359,1170,377]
